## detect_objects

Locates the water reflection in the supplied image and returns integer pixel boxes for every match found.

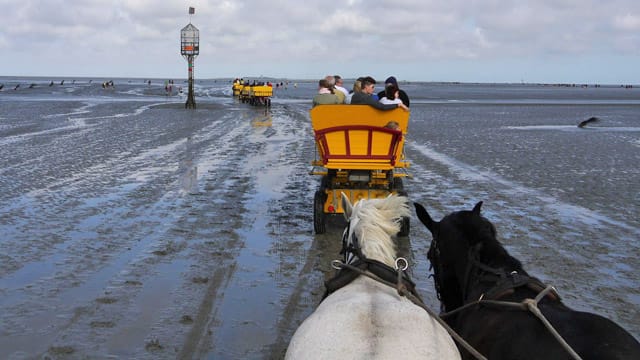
[178,137,198,194]
[251,109,273,127]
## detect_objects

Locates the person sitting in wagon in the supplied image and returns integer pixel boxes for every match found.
[377,76,410,107]
[350,76,408,111]
[312,79,341,107]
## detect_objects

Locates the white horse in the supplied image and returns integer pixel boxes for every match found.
[285,194,461,359]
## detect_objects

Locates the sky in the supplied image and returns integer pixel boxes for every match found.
[0,0,639,84]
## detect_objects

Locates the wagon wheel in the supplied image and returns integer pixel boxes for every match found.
[393,178,410,236]
[314,190,327,234]
[392,176,404,192]
[398,216,410,237]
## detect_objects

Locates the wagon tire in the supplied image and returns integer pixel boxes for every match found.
[392,177,404,192]
[394,179,409,236]
[314,190,327,234]
[398,216,410,237]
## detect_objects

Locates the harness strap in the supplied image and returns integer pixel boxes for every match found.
[322,258,422,301]
[482,273,560,301]
[332,260,488,360]
[465,250,560,302]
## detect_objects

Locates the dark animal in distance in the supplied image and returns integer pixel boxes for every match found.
[414,201,640,360]
[578,116,600,128]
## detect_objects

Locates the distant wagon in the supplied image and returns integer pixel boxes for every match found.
[309,105,411,235]
[233,80,272,107]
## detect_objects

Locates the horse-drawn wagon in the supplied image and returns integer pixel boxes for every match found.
[233,80,273,107]
[309,105,411,235]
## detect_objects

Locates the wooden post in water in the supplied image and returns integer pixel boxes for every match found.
[181,8,199,109]
[186,56,195,109]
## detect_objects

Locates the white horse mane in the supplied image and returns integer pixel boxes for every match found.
[346,195,410,266]
[286,194,461,359]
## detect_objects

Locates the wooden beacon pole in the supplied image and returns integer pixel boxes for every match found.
[186,56,196,109]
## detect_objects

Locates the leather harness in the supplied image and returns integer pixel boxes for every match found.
[322,222,422,302]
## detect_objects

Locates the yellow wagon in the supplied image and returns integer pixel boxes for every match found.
[232,81,243,96]
[249,85,273,107]
[234,82,273,107]
[309,105,410,234]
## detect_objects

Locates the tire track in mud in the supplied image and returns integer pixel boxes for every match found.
[0,102,263,358]
[404,141,640,338]
[41,109,260,359]
[191,104,323,359]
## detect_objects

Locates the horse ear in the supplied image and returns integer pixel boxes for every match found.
[341,192,353,220]
[472,201,483,215]
[414,202,437,233]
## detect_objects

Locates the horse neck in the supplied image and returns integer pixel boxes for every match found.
[460,239,528,301]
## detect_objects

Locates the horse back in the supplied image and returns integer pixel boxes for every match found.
[548,307,640,359]
[286,277,461,359]
[456,302,640,360]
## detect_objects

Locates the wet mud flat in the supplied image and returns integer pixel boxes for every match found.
[1,81,639,358]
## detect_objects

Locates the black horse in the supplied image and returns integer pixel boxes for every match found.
[414,201,640,360]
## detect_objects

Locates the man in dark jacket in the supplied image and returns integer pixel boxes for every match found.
[377,76,410,107]
[351,76,409,111]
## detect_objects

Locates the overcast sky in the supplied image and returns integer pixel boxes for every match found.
[1,0,638,84]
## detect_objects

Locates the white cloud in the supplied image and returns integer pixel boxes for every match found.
[0,0,638,83]
[614,13,640,30]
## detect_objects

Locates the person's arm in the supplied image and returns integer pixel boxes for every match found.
[400,90,410,107]
[363,94,397,110]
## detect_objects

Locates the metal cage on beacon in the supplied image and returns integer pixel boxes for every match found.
[180,23,199,56]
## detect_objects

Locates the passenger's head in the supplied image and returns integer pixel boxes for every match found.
[384,76,398,87]
[385,84,399,99]
[360,76,376,94]
[384,121,400,130]
[324,75,336,88]
[318,78,334,93]
[334,75,344,87]
[352,77,364,93]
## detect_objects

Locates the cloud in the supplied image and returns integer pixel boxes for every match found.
[0,0,638,82]
[614,13,640,30]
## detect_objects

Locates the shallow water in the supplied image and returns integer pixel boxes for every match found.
[0,77,638,358]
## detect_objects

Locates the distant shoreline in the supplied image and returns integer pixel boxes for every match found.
[0,75,637,88]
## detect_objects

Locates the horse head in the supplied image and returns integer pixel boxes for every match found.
[341,193,410,267]
[415,201,524,312]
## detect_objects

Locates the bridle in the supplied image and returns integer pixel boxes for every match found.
[425,215,579,360]
[324,215,422,301]
[427,226,560,315]
[426,228,445,304]
[340,216,363,265]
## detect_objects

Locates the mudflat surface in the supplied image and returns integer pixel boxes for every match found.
[1,79,638,358]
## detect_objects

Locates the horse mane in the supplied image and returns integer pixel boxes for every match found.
[351,195,410,266]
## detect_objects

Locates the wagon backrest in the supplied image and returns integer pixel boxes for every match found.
[310,105,409,133]
[251,85,273,97]
[309,105,410,170]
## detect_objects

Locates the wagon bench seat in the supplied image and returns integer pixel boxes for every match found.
[310,105,410,171]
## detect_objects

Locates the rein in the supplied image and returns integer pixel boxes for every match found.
[329,218,488,360]
[324,225,423,301]
[430,238,583,360]
[331,259,488,360]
